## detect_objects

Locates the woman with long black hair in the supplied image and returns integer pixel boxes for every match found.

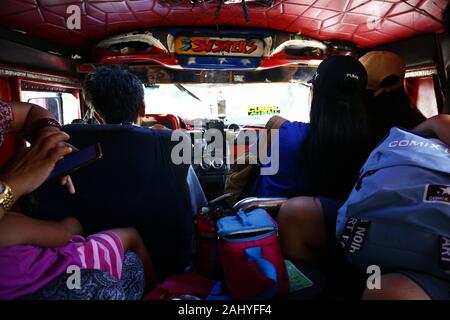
[251,56,374,272]
[252,55,372,199]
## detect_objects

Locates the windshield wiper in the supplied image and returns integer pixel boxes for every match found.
[175,84,201,102]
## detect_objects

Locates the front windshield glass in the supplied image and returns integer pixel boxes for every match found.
[144,83,311,126]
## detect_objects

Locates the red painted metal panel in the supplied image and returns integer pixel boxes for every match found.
[0,0,446,50]
[144,114,181,129]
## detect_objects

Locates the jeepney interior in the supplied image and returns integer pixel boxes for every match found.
[0,0,449,299]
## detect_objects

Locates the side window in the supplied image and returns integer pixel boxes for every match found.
[405,68,441,118]
[27,96,63,123]
[21,91,81,125]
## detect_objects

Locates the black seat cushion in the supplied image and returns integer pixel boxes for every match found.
[29,124,193,282]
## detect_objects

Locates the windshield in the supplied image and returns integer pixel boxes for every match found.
[144,83,311,126]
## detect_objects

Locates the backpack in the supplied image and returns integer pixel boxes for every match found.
[217,209,289,299]
[336,127,450,280]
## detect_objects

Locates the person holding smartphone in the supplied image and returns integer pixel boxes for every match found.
[0,100,157,300]
[0,100,76,220]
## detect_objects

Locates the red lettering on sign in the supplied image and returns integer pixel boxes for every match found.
[212,40,225,53]
[245,41,257,54]
[231,41,241,53]
[192,39,208,52]
[205,40,214,52]
[186,38,259,55]
[224,41,232,53]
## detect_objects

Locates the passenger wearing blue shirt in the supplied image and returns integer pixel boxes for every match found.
[246,55,372,299]
[253,54,371,200]
[252,120,311,198]
[252,56,373,268]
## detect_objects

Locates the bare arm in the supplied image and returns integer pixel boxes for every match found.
[0,131,73,199]
[0,213,81,248]
[259,115,288,157]
[0,104,74,215]
[413,114,450,145]
[265,115,288,130]
[8,101,57,137]
[109,228,157,290]
[59,216,83,236]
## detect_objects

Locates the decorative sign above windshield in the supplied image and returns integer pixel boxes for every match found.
[175,37,265,57]
[90,29,327,70]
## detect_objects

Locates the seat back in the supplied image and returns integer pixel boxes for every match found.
[30,124,193,281]
[145,114,181,129]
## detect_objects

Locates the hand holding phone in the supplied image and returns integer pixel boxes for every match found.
[0,131,72,199]
[46,143,103,184]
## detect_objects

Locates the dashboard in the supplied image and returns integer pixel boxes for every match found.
[187,120,247,200]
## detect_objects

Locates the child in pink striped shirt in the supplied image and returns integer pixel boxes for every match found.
[0,214,156,300]
[73,232,125,280]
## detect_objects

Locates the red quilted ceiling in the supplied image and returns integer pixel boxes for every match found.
[0,0,447,51]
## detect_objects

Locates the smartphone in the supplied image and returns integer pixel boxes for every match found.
[46,143,103,183]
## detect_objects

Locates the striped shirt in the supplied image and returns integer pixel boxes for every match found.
[0,231,125,300]
[73,232,124,280]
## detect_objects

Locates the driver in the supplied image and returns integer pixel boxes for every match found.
[84,65,167,130]
[83,65,207,213]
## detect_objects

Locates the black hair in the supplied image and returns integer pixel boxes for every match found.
[84,65,144,124]
[302,87,373,200]
[364,87,426,143]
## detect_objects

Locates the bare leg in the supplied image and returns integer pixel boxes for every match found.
[277,196,328,263]
[108,227,157,291]
[362,273,430,300]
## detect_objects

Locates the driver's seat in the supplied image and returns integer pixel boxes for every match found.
[143,114,181,130]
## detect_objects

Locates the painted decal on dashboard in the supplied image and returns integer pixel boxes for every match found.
[247,106,281,116]
[175,37,265,57]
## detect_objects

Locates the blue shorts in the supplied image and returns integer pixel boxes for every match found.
[399,271,450,300]
[318,197,344,247]
[317,197,367,299]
